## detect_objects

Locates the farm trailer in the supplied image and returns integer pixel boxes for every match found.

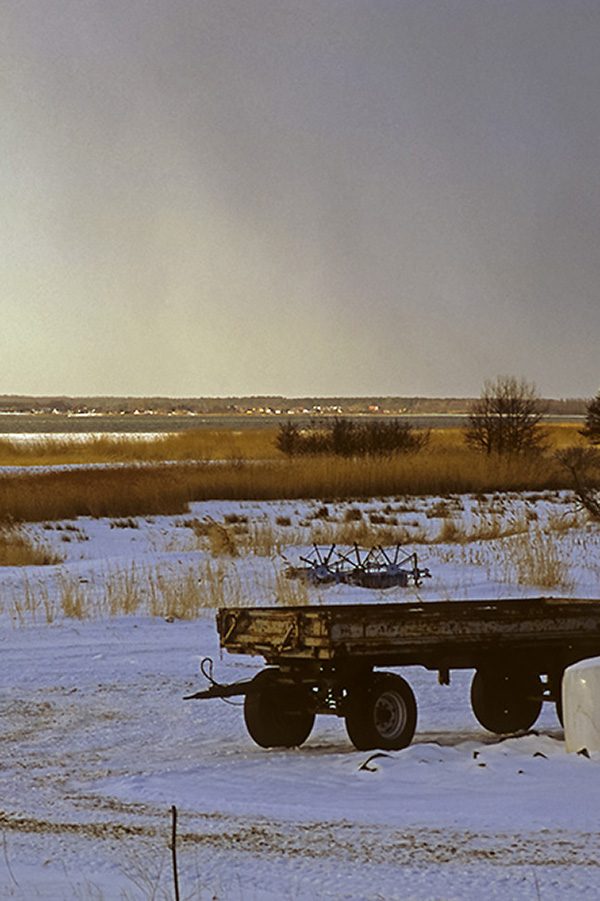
[185,597,600,751]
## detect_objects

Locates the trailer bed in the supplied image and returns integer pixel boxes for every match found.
[217,597,600,671]
[189,597,600,752]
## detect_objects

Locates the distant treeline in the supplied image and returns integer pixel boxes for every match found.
[0,394,588,416]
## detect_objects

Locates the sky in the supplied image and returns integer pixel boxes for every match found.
[3,1,600,399]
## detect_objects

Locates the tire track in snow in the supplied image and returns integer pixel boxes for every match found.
[1,808,599,868]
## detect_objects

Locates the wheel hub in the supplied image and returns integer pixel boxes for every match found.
[374,690,407,739]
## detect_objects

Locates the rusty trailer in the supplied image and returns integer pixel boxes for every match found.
[185,598,600,751]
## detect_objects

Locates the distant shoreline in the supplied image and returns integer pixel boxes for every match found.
[0,412,584,436]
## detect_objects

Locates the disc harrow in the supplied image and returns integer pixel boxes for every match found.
[286,543,431,589]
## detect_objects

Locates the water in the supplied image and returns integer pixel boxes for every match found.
[0,413,580,437]
[0,414,253,435]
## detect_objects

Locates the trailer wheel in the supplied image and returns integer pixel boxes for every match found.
[244,669,315,749]
[471,669,542,734]
[345,672,417,751]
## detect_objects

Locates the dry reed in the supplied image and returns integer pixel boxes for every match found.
[0,421,582,466]
[0,448,577,524]
[8,559,253,624]
[0,427,278,467]
[0,526,63,566]
[507,530,572,589]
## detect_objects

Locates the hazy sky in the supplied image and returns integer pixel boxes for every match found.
[3,1,600,398]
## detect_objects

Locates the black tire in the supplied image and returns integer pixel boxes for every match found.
[244,669,315,749]
[470,669,542,734]
[345,672,417,751]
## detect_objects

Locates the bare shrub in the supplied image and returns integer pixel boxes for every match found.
[275,420,302,456]
[275,417,429,458]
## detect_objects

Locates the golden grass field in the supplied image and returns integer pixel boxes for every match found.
[0,422,588,524]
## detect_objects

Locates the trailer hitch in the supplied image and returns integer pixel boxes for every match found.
[184,679,254,701]
[183,656,255,701]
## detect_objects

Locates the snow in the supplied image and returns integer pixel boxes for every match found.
[1,491,600,899]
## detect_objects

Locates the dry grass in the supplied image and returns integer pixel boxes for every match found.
[4,499,595,626]
[0,464,194,522]
[0,420,582,466]
[205,521,239,556]
[433,512,532,545]
[308,518,408,547]
[507,530,572,589]
[0,526,63,566]
[272,567,313,606]
[6,559,252,624]
[0,446,580,525]
[0,428,278,467]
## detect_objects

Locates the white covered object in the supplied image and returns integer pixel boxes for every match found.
[563,657,600,753]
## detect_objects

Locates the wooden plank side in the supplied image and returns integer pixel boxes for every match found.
[217,599,600,664]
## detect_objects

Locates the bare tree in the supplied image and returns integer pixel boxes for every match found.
[555,446,600,521]
[580,392,600,445]
[465,376,546,455]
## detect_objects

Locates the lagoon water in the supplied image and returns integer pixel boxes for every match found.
[0,413,471,436]
[0,412,580,438]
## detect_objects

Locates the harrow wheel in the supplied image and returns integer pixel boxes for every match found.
[295,543,429,588]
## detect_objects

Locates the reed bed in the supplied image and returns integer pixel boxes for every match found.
[426,422,584,452]
[0,422,586,524]
[0,422,584,468]
[0,427,278,467]
[0,449,578,524]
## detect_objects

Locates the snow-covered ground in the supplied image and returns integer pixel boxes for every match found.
[1,491,600,899]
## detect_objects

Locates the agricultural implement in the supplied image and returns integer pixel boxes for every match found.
[284,543,430,588]
[185,597,600,751]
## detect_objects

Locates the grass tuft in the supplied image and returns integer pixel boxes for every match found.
[0,526,63,566]
[510,530,572,589]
